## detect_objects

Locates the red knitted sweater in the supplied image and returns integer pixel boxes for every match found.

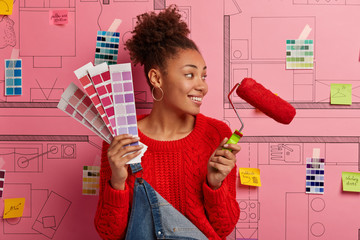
[94,113,240,240]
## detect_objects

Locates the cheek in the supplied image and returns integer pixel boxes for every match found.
[204,83,209,95]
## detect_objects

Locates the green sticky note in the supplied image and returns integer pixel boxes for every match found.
[342,172,360,192]
[330,83,352,105]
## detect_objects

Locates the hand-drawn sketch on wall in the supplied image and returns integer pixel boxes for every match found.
[224,3,360,110]
[2,0,360,239]
[0,15,16,49]
[18,0,76,68]
[0,143,44,173]
[234,136,360,240]
[223,1,360,240]
[32,191,71,239]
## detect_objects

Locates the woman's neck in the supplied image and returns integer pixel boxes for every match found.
[138,105,195,141]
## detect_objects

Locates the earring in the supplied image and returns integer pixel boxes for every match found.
[151,87,164,101]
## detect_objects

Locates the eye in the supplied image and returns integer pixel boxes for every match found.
[185,73,193,78]
[202,74,207,80]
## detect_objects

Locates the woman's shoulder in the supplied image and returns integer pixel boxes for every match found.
[197,113,232,138]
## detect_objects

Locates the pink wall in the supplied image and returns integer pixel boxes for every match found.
[1,0,360,239]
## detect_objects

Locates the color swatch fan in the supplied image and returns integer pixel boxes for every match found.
[58,61,147,163]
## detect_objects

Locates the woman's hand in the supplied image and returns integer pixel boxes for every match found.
[107,134,143,190]
[207,138,241,190]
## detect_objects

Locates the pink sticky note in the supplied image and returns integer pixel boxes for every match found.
[49,10,68,25]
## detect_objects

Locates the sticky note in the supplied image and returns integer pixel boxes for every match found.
[0,0,13,15]
[49,10,69,25]
[3,198,25,219]
[342,172,360,192]
[330,83,352,105]
[239,168,261,187]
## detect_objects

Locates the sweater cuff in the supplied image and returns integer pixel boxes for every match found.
[103,180,130,208]
[202,180,229,205]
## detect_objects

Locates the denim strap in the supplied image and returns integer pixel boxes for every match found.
[129,163,143,174]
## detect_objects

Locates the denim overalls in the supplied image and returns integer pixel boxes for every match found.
[125,162,208,240]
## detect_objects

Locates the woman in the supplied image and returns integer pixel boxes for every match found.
[95,5,240,240]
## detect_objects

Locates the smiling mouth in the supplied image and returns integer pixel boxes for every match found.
[189,96,203,102]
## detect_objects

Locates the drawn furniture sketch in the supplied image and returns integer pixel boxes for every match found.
[19,0,76,68]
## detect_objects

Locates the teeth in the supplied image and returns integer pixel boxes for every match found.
[190,96,202,102]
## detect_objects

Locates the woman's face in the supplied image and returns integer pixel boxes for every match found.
[161,48,208,116]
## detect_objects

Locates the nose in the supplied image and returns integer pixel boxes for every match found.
[195,76,208,93]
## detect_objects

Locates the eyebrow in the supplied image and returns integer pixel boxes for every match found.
[183,64,207,70]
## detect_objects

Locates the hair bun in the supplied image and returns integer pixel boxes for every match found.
[125,5,198,87]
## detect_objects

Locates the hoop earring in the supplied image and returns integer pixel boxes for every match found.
[151,87,164,101]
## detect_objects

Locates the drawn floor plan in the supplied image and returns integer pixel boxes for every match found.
[1,0,360,239]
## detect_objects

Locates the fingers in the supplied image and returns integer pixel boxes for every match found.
[108,134,140,157]
[114,147,143,165]
[222,143,241,154]
[208,156,235,173]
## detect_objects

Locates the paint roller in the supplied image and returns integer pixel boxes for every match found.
[224,78,296,149]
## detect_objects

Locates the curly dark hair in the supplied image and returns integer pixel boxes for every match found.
[125,5,199,87]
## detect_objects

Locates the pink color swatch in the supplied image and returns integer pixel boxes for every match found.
[88,62,117,135]
[57,83,113,143]
[74,62,114,136]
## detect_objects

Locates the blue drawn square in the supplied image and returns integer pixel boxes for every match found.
[14,88,22,95]
[6,88,14,95]
[14,78,22,86]
[5,60,13,68]
[15,60,21,68]
[14,70,21,77]
[6,70,13,77]
[6,78,14,86]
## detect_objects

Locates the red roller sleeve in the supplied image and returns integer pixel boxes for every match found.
[236,78,296,124]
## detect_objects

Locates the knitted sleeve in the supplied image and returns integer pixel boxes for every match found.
[94,141,131,240]
[202,119,240,239]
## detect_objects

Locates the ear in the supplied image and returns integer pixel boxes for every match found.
[148,68,162,88]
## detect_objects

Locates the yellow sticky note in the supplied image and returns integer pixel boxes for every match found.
[342,172,360,192]
[330,83,352,105]
[239,168,261,187]
[0,0,14,15]
[3,198,25,219]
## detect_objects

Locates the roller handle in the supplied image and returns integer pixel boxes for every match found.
[222,130,243,152]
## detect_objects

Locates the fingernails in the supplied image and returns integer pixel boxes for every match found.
[223,144,229,148]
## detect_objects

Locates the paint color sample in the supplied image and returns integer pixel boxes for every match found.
[95,31,120,66]
[57,98,111,143]
[305,157,325,194]
[286,39,314,69]
[3,198,25,219]
[59,83,113,143]
[0,170,5,198]
[109,63,138,138]
[74,62,115,136]
[5,59,22,96]
[88,62,117,134]
[82,166,100,195]
[330,83,352,105]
